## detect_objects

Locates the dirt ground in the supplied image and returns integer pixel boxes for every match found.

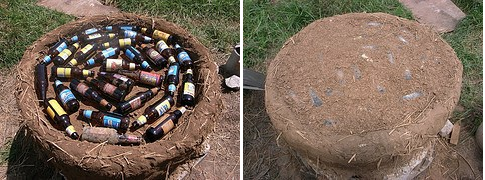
[243,90,482,179]
[0,49,239,179]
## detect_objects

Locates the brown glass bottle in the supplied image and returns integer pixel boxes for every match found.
[80,33,117,44]
[116,87,160,115]
[174,44,193,70]
[35,63,48,105]
[52,42,80,65]
[44,98,79,139]
[80,109,129,131]
[155,40,177,64]
[85,77,127,102]
[118,70,163,87]
[51,66,95,79]
[101,58,140,72]
[54,80,79,114]
[132,95,175,129]
[69,79,112,110]
[181,69,195,107]
[143,46,167,70]
[145,107,186,142]
[97,72,135,92]
[81,127,143,145]
[67,43,98,66]
[141,28,177,44]
[41,39,68,65]
[100,38,136,49]
[83,47,120,67]
[122,46,153,71]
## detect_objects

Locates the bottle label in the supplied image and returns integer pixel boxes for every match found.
[103,116,121,129]
[148,49,162,59]
[161,120,175,134]
[58,49,73,60]
[183,82,195,96]
[71,36,79,43]
[120,26,134,31]
[109,33,116,39]
[154,30,170,41]
[186,69,193,75]
[65,125,77,136]
[124,30,137,38]
[83,110,93,119]
[102,48,116,58]
[59,89,76,105]
[140,71,160,86]
[87,34,102,40]
[125,49,135,60]
[68,59,78,66]
[86,58,95,66]
[103,83,117,95]
[137,115,147,125]
[156,41,169,52]
[46,99,67,118]
[82,70,91,77]
[76,83,89,95]
[178,51,191,63]
[57,67,72,78]
[84,28,98,35]
[102,42,110,49]
[113,74,129,82]
[81,44,93,54]
[105,26,113,31]
[168,64,179,76]
[119,38,131,47]
[106,59,122,71]
[142,36,152,43]
[168,56,176,64]
[168,84,176,92]
[129,97,142,109]
[154,100,171,116]
[141,61,150,69]
[55,42,68,53]
[42,55,52,64]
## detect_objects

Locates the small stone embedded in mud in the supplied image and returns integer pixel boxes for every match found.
[352,65,362,80]
[377,85,385,94]
[404,69,412,80]
[403,92,423,100]
[323,119,337,127]
[367,22,382,26]
[325,88,333,96]
[387,51,394,64]
[398,35,408,44]
[309,89,323,107]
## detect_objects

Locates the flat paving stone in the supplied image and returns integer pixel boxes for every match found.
[399,0,466,33]
[37,0,119,17]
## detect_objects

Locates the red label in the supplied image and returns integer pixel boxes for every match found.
[129,97,142,109]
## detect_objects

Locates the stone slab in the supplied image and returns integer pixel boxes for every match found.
[399,0,466,33]
[37,0,119,17]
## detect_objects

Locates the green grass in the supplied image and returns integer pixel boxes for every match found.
[0,0,74,67]
[104,0,240,54]
[244,0,482,128]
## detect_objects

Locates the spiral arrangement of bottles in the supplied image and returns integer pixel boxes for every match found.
[34,25,197,145]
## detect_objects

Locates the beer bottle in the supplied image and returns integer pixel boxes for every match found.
[67,43,98,66]
[52,42,80,66]
[119,30,138,39]
[80,33,117,44]
[97,72,135,92]
[100,38,135,49]
[43,39,69,64]
[142,46,167,70]
[80,27,101,36]
[44,98,79,139]
[104,25,140,32]
[122,46,153,71]
[155,40,177,64]
[181,69,195,107]
[118,70,163,87]
[101,58,140,72]
[83,47,120,67]
[85,77,127,102]
[166,62,180,85]
[69,79,112,110]
[134,34,154,44]
[54,80,79,114]
[145,107,186,142]
[35,63,48,105]
[141,28,177,44]
[51,66,95,79]
[174,44,193,70]
[81,127,143,145]
[132,95,175,129]
[116,87,160,115]
[80,109,130,131]
[67,35,79,44]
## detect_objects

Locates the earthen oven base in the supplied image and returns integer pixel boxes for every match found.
[16,13,222,179]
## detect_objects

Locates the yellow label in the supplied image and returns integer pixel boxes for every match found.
[57,68,72,78]
[129,63,135,70]
[81,44,93,54]
[109,33,116,38]
[141,28,147,33]
[73,43,80,49]
[66,125,76,135]
[137,115,147,125]
[48,99,67,117]
[168,56,176,64]
[184,83,195,96]
[154,30,170,41]
[119,38,131,47]
[103,42,109,48]
[82,70,90,77]
[69,59,78,66]
[46,106,55,119]
[58,50,72,60]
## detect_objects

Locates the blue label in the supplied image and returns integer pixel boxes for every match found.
[141,61,150,69]
[59,89,76,105]
[174,44,181,49]
[120,26,133,31]
[177,52,191,63]
[71,35,79,43]
[83,110,93,119]
[55,80,63,87]
[55,42,68,53]
[105,26,113,31]
[86,58,95,66]
[84,28,98,35]
[42,55,52,64]
[103,116,121,129]
[168,64,179,76]
[124,30,137,38]
[102,48,116,58]
[143,36,152,43]
[168,84,176,92]
[125,49,135,60]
